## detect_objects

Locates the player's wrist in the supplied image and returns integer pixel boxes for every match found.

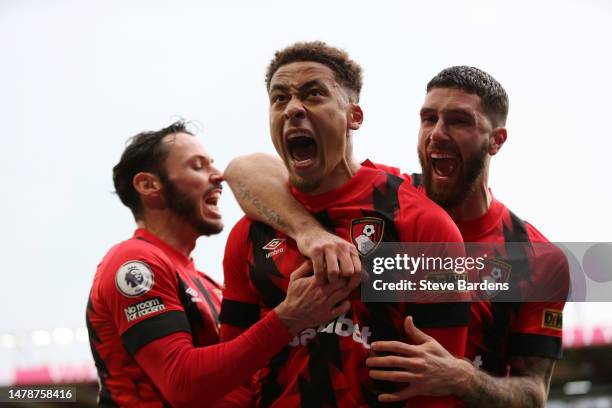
[450,358,477,400]
[274,301,303,336]
[294,219,326,242]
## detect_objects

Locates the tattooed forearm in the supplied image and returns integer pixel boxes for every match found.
[458,357,554,408]
[234,180,290,231]
[462,369,541,407]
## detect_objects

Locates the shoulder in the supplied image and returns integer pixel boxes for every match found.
[526,221,569,281]
[363,159,402,176]
[225,216,255,248]
[223,216,256,268]
[94,238,174,296]
[396,183,462,242]
[362,159,417,183]
[196,271,222,291]
[524,221,550,243]
[501,211,569,288]
[105,238,171,270]
[397,182,450,222]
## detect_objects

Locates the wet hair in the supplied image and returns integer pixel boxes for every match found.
[427,66,509,126]
[112,121,192,220]
[265,41,363,102]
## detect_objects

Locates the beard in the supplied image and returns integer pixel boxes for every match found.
[159,172,223,236]
[419,140,488,210]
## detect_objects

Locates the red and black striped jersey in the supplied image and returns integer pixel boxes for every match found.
[376,158,568,376]
[86,228,222,407]
[455,198,567,375]
[220,165,470,408]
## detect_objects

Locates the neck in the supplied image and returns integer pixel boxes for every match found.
[311,155,361,195]
[447,169,491,223]
[310,134,360,194]
[137,211,198,257]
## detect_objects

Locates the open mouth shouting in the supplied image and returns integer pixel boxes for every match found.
[430,152,460,179]
[202,187,222,219]
[286,130,318,170]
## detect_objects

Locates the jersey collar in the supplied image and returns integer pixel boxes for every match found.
[289,165,375,211]
[455,194,505,242]
[133,228,194,268]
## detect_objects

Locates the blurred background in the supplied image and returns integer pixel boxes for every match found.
[1,0,610,406]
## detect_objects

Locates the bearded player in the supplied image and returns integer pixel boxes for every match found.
[86,122,355,407]
[224,67,568,407]
[219,42,470,407]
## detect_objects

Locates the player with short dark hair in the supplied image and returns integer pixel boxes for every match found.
[112,122,192,221]
[220,42,470,407]
[265,40,363,103]
[87,121,354,407]
[224,66,567,407]
[365,66,567,407]
[426,65,509,127]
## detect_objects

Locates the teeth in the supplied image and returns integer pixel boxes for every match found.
[430,153,455,159]
[204,191,221,205]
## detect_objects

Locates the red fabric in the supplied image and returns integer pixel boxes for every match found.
[87,228,291,407]
[457,197,567,373]
[364,162,567,373]
[135,311,291,407]
[221,164,468,407]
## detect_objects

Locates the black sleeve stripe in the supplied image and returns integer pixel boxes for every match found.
[508,332,562,359]
[121,310,191,356]
[407,303,470,328]
[411,173,422,188]
[219,299,260,327]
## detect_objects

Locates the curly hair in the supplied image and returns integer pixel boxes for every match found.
[112,121,193,220]
[265,41,363,102]
[427,66,509,127]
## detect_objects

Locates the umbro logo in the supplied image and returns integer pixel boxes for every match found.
[263,238,286,258]
[262,238,285,250]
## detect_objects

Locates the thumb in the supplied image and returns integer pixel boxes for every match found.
[404,316,431,344]
[290,260,314,281]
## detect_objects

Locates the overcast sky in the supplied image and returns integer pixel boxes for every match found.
[1,0,610,338]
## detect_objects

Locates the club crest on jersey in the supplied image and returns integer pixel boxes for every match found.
[350,217,384,257]
[115,261,154,298]
[478,258,511,299]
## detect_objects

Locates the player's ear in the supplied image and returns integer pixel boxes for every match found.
[348,104,363,131]
[488,127,507,156]
[133,172,161,194]
[133,172,164,203]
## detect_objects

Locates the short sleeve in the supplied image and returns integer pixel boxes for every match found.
[508,229,567,360]
[219,217,262,328]
[508,301,564,359]
[99,242,190,356]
